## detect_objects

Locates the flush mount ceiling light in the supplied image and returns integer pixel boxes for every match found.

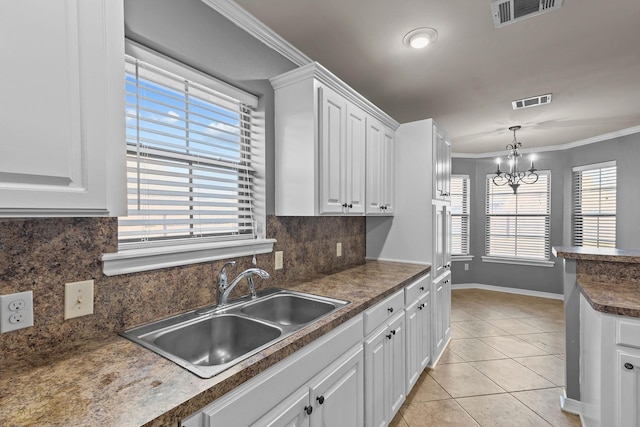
[402,27,438,49]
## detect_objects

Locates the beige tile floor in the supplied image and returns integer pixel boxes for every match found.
[390,288,582,427]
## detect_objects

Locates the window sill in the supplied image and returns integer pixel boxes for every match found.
[481,256,555,268]
[452,255,474,262]
[102,238,277,276]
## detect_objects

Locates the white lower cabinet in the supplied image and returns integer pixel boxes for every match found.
[579,294,640,427]
[364,309,406,427]
[253,345,364,427]
[405,274,432,393]
[432,272,451,362]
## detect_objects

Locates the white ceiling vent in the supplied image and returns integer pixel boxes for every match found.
[492,0,563,28]
[512,93,552,110]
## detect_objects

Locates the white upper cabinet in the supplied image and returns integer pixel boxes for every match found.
[271,62,398,216]
[0,0,126,217]
[366,118,395,215]
[433,125,452,201]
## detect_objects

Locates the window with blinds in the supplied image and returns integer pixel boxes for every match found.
[572,162,616,248]
[451,175,470,256]
[119,56,259,247]
[485,171,550,260]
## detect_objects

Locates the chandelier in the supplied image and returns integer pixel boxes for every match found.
[493,126,538,194]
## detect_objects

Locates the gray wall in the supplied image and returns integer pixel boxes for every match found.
[124,0,298,215]
[451,131,640,295]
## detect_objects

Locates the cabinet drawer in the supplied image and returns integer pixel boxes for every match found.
[364,290,404,336]
[404,274,430,305]
[618,319,640,349]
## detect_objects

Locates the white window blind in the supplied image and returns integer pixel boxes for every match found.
[451,175,470,256]
[572,162,616,248]
[485,171,550,260]
[119,56,260,247]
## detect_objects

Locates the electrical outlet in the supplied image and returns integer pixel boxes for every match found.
[0,291,34,333]
[65,280,94,319]
[274,251,283,270]
[336,242,342,257]
[464,263,469,271]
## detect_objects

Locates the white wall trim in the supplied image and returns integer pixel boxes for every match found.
[452,283,564,300]
[452,125,640,159]
[102,238,276,276]
[560,389,582,415]
[200,0,312,67]
[452,255,474,262]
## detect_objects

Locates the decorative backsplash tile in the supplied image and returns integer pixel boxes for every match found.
[0,215,365,360]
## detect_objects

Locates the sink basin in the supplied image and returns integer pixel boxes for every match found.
[241,294,340,326]
[120,288,350,378]
[153,315,281,366]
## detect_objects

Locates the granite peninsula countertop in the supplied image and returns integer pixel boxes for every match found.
[0,261,429,427]
[554,246,640,318]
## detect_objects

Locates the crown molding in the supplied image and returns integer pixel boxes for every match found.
[271,62,400,130]
[453,125,640,158]
[201,0,312,67]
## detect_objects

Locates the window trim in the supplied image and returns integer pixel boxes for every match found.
[102,40,273,276]
[484,170,551,262]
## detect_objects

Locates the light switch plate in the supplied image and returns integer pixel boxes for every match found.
[274,251,283,270]
[0,291,34,333]
[336,242,342,257]
[65,280,94,319]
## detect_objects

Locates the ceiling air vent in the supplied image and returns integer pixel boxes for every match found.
[491,0,563,28]
[512,93,552,110]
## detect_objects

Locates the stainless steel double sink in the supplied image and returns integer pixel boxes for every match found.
[120,288,350,378]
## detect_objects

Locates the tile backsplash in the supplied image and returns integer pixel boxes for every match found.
[0,215,365,360]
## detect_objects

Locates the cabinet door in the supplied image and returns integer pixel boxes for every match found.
[443,275,451,343]
[364,325,389,427]
[418,292,432,371]
[345,104,366,214]
[381,128,395,214]
[251,388,311,427]
[405,299,421,393]
[310,345,364,427]
[388,312,406,418]
[433,275,446,358]
[433,205,446,277]
[0,0,125,216]
[444,205,452,272]
[365,118,384,214]
[619,350,640,427]
[319,86,347,214]
[433,126,451,201]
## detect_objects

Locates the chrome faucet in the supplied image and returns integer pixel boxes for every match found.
[217,261,270,306]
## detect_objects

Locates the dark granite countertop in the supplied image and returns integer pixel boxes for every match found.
[576,279,640,318]
[554,246,640,317]
[0,261,429,427]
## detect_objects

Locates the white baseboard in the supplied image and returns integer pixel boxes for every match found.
[452,283,563,300]
[560,389,582,416]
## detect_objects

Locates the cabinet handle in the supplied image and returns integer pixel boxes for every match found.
[625,362,635,370]
[387,307,394,313]
[419,303,425,310]
[342,203,348,208]
[419,286,425,291]
[349,203,353,208]
[305,405,313,415]
[317,395,325,405]
[391,329,396,335]
[386,333,393,339]
[445,280,449,284]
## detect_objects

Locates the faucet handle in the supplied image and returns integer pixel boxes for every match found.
[217,261,237,288]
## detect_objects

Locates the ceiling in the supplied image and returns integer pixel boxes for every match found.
[231,0,640,154]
